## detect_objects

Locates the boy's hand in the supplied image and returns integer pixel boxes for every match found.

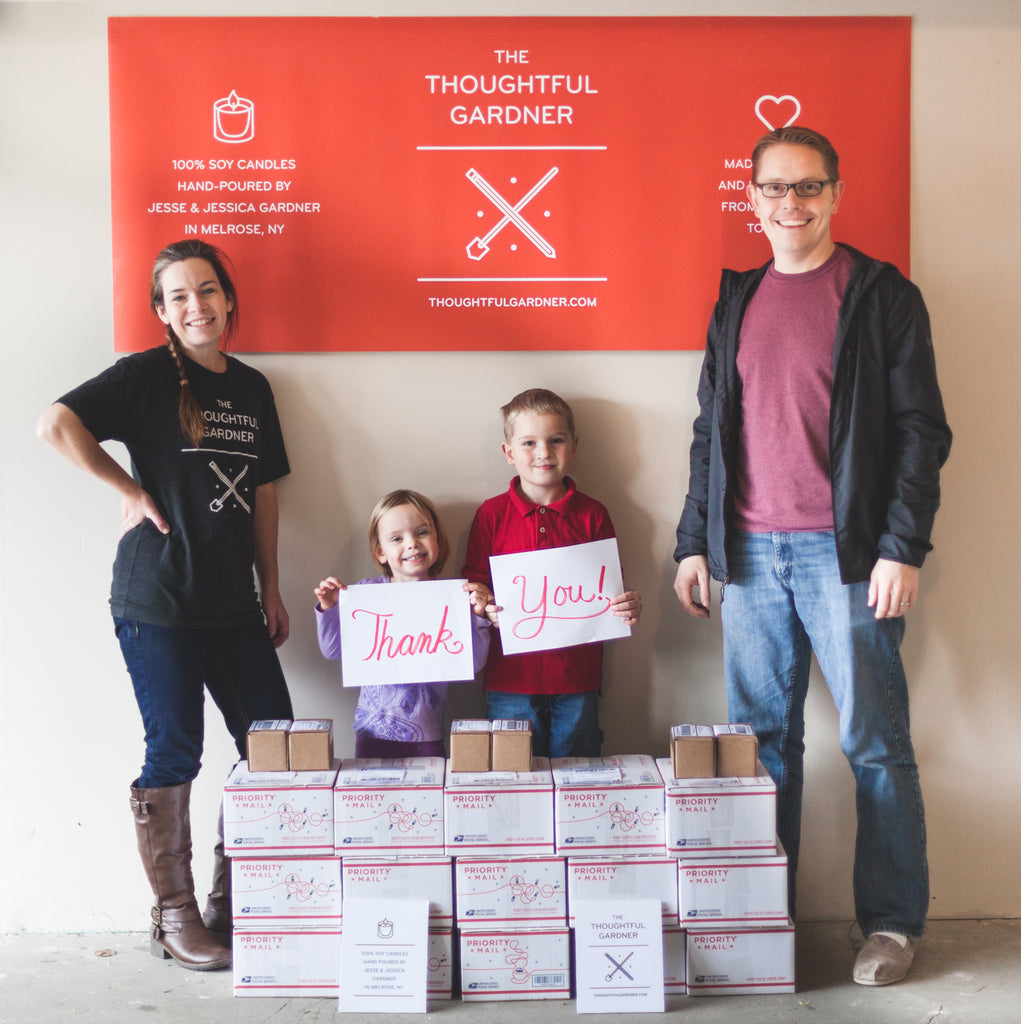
[314,576,347,611]
[463,582,502,625]
[463,581,498,621]
[611,589,643,627]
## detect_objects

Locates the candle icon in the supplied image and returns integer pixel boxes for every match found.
[377,917,394,939]
[213,90,255,143]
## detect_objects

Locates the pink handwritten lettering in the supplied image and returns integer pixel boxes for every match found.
[510,565,611,639]
[354,604,465,661]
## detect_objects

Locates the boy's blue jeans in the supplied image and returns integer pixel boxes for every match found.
[115,616,293,788]
[485,691,602,758]
[720,531,928,936]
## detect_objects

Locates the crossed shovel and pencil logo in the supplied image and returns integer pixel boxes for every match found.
[208,460,251,514]
[604,950,635,982]
[466,166,559,261]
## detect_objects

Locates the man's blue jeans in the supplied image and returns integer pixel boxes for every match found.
[721,531,928,937]
[115,616,293,788]
[485,691,602,759]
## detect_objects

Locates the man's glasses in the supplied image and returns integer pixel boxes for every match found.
[753,180,835,199]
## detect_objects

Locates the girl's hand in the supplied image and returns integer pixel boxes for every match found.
[611,589,642,627]
[463,581,494,618]
[314,576,347,610]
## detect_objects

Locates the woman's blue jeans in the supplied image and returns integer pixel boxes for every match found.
[115,616,293,788]
[720,531,928,937]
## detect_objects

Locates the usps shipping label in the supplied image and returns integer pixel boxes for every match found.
[460,928,571,1001]
[231,856,342,929]
[456,856,567,927]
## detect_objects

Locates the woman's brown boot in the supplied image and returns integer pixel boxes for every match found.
[130,780,232,970]
[201,800,232,945]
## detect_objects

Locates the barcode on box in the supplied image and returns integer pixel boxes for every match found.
[533,973,566,987]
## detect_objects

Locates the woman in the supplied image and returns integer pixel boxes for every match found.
[37,239,294,969]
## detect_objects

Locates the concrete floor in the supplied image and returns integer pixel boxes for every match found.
[2,919,1018,1024]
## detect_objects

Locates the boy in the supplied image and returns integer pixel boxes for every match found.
[463,388,641,757]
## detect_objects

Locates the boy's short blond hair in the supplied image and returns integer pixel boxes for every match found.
[367,489,450,578]
[500,388,576,441]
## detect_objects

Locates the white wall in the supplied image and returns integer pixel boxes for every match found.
[2,0,1019,932]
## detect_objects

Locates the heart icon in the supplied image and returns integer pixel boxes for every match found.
[755,94,802,131]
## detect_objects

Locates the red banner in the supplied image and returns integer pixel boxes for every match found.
[108,17,911,352]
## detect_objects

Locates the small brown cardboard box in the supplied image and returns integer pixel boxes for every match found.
[713,724,759,778]
[491,719,533,772]
[246,719,291,771]
[450,720,491,772]
[670,724,716,779]
[288,719,334,772]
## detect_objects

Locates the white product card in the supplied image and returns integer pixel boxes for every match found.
[336,579,475,687]
[573,899,664,1014]
[490,538,631,655]
[339,898,429,1013]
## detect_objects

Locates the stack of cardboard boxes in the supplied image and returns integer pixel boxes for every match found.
[221,719,795,1002]
[659,724,795,995]
[225,720,343,997]
[335,757,455,999]
[557,753,686,994]
[448,719,570,1001]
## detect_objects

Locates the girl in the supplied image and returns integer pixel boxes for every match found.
[37,239,294,970]
[315,489,490,758]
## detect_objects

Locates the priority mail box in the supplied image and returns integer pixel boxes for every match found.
[658,758,776,857]
[460,927,571,1001]
[334,757,445,854]
[663,925,687,996]
[552,754,665,854]
[678,843,788,926]
[686,923,796,996]
[233,929,342,997]
[444,757,555,856]
[342,856,453,927]
[224,760,339,857]
[567,855,679,926]
[428,928,454,1000]
[231,856,342,930]
[456,856,567,928]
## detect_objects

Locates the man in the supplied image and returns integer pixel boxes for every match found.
[673,126,951,986]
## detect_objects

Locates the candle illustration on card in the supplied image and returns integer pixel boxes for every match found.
[213,89,255,143]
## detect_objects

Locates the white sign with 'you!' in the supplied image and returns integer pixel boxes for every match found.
[490,538,631,656]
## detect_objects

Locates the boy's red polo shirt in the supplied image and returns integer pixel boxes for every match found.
[462,476,616,695]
